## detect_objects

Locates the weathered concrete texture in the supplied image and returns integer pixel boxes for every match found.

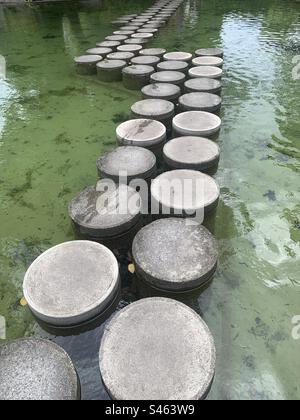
[113,30,135,36]
[184,77,222,94]
[97,41,121,52]
[132,33,154,40]
[137,28,159,34]
[189,66,223,79]
[74,55,102,75]
[179,92,222,113]
[192,56,224,68]
[163,136,220,172]
[120,26,140,31]
[105,35,128,42]
[195,47,224,58]
[131,99,175,129]
[140,48,166,58]
[163,51,193,63]
[151,169,220,216]
[122,65,155,90]
[23,241,120,327]
[117,44,143,55]
[150,70,186,87]
[86,47,112,58]
[107,52,135,63]
[125,38,149,45]
[142,83,181,104]
[99,297,216,400]
[96,146,157,183]
[157,60,189,74]
[173,111,221,137]
[96,60,127,82]
[131,55,161,68]
[133,218,218,291]
[116,118,166,149]
[0,339,79,401]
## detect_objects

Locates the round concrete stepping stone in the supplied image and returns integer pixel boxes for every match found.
[184,77,222,94]
[117,44,143,55]
[151,169,220,216]
[23,241,120,326]
[107,51,134,63]
[179,92,222,113]
[157,60,189,74]
[86,47,112,58]
[143,23,162,28]
[0,339,80,400]
[133,219,218,291]
[173,111,221,137]
[96,59,127,82]
[142,83,181,104]
[113,30,135,36]
[116,119,166,155]
[163,51,193,63]
[189,66,223,79]
[131,32,154,40]
[195,47,223,58]
[123,65,155,90]
[150,70,185,87]
[137,28,158,34]
[140,48,166,58]
[125,38,149,45]
[99,297,216,399]
[192,56,223,68]
[163,136,220,171]
[97,41,121,51]
[131,99,175,129]
[131,55,160,68]
[74,55,102,75]
[105,35,128,42]
[97,146,157,183]
[111,20,131,27]
[120,25,140,31]
[128,21,144,27]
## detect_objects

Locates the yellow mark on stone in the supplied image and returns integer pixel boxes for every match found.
[20,297,28,307]
[128,263,135,274]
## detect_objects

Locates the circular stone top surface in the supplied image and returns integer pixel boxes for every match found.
[163,136,220,170]
[105,35,128,41]
[97,59,127,70]
[97,146,156,180]
[99,297,216,400]
[23,241,120,326]
[157,60,189,72]
[151,169,220,214]
[107,52,135,61]
[125,38,148,44]
[113,30,135,35]
[131,99,175,119]
[116,119,166,147]
[69,184,141,236]
[133,219,218,290]
[0,339,79,401]
[151,71,185,84]
[86,47,112,56]
[173,111,221,136]
[74,55,102,64]
[142,83,181,100]
[192,56,224,67]
[163,51,193,62]
[189,66,223,79]
[137,28,158,33]
[123,64,155,76]
[131,55,161,66]
[117,44,143,53]
[195,47,223,57]
[120,25,140,31]
[184,77,222,94]
[179,92,222,112]
[97,41,121,48]
[140,48,166,56]
[132,33,153,39]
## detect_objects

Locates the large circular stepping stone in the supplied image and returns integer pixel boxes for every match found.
[0,339,80,400]
[97,41,121,51]
[157,60,189,74]
[122,65,155,90]
[117,44,143,55]
[163,51,193,63]
[116,119,166,156]
[23,241,120,326]
[74,55,102,75]
[113,30,135,36]
[142,83,181,104]
[124,38,149,45]
[99,297,216,399]
[131,32,154,40]
[96,59,127,82]
[120,25,140,31]
[133,219,218,291]
[105,35,128,42]
[184,77,222,94]
[69,185,142,240]
[179,92,222,113]
[163,136,220,171]
[151,169,220,216]
[96,146,157,183]
[131,55,161,68]
[137,28,158,34]
[195,47,223,58]
[107,52,135,63]
[140,48,166,58]
[86,47,112,58]
[189,66,223,79]
[150,70,185,87]
[173,111,221,137]
[131,99,175,129]
[192,56,223,67]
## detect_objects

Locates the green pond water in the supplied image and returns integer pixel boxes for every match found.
[0,0,299,400]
